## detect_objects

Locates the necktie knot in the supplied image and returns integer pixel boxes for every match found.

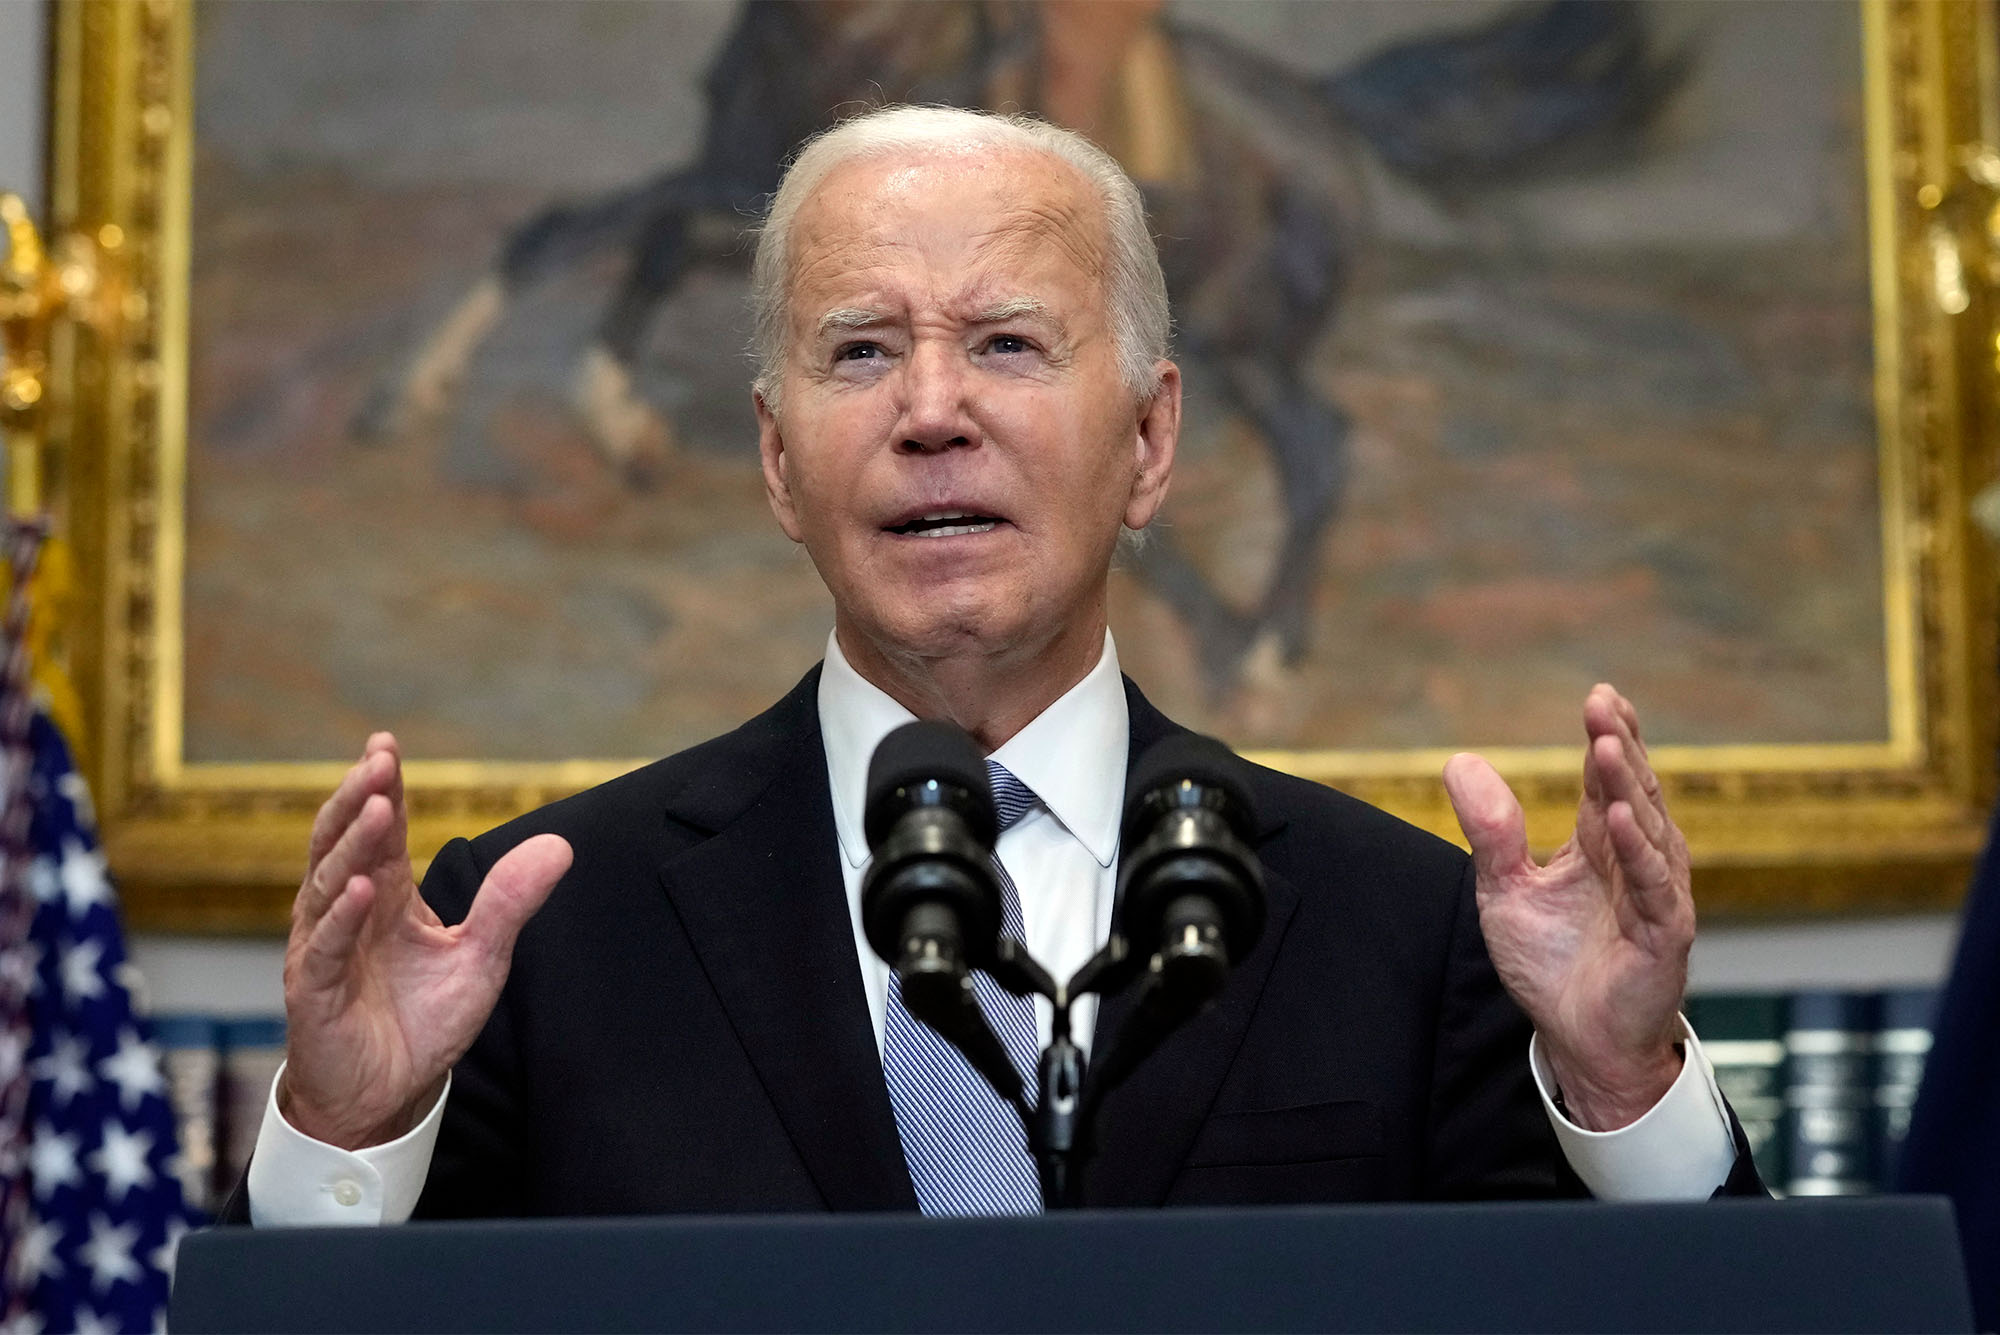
[986,760,1040,833]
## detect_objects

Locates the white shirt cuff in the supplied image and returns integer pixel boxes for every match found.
[245,1060,448,1226]
[1528,1015,1738,1200]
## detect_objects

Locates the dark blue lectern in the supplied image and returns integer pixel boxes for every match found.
[170,1197,1972,1333]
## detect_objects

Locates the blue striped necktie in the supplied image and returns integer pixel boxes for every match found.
[880,760,1044,1215]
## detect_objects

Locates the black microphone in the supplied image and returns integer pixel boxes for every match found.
[1115,733,1266,1007]
[859,720,1023,1101]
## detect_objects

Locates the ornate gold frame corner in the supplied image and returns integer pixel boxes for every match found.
[37,0,2000,931]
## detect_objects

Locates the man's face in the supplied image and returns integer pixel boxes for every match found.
[755,148,1178,676]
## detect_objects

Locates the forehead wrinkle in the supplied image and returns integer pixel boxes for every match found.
[971,194,1107,287]
[787,224,914,322]
[783,151,1109,345]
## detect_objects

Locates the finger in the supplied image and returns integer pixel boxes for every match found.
[1579,686,1617,805]
[307,747,397,872]
[1592,732,1667,849]
[1611,690,1646,756]
[1586,682,1646,750]
[1580,718,1605,805]
[370,735,411,868]
[295,874,376,994]
[1442,753,1536,887]
[461,835,574,965]
[1606,800,1682,926]
[295,792,396,935]
[1585,685,1664,809]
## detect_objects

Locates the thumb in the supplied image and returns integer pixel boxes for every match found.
[461,834,573,963]
[1443,753,1533,885]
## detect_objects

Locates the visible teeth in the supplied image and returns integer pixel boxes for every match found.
[913,521,997,538]
[890,510,1001,537]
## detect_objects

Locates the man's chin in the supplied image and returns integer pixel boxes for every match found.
[872,615,1024,662]
[839,599,1039,667]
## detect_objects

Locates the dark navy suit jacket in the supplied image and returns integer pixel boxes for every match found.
[223,666,1757,1221]
[391,667,1757,1216]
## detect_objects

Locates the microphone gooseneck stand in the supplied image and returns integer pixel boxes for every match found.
[862,722,1266,1211]
[980,914,1243,1209]
[981,933,1132,1209]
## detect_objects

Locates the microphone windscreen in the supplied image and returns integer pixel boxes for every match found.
[864,720,998,849]
[1122,733,1257,846]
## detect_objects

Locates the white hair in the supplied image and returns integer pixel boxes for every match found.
[750,105,1171,415]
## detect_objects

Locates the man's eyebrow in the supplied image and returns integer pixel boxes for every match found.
[812,298,1059,339]
[814,307,891,338]
[968,297,1054,325]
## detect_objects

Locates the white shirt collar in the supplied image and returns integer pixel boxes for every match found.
[819,629,1129,871]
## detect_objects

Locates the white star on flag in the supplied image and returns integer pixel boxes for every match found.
[32,1032,92,1108]
[70,1307,117,1335]
[60,837,113,917]
[97,1028,166,1111]
[78,1215,141,1293]
[27,852,59,904]
[89,1121,156,1202]
[26,1127,82,1198]
[58,937,107,1002]
[57,769,96,828]
[147,1217,188,1279]
[6,692,206,1327]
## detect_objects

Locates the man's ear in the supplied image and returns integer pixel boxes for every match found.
[755,389,807,543]
[1122,359,1180,532]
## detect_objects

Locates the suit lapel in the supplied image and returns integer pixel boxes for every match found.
[1083,681,1301,1207]
[651,671,1303,1211]
[654,671,917,1211]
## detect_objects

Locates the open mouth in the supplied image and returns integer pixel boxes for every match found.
[886,511,1003,538]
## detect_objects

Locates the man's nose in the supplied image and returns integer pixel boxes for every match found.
[896,340,978,453]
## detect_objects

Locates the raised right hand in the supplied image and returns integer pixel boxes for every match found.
[280,732,573,1150]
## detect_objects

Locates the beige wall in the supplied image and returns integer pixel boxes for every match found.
[0,0,44,214]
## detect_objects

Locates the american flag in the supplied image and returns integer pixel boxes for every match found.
[0,522,202,1332]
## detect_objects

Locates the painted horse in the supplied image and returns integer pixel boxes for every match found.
[355,0,1685,694]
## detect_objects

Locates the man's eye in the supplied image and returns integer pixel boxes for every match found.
[984,335,1032,356]
[835,343,883,362]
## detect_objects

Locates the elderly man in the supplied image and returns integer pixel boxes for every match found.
[241,107,1751,1224]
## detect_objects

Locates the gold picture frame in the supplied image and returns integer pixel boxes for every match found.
[33,0,2000,932]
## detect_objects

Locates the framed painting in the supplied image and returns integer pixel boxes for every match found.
[31,0,2000,930]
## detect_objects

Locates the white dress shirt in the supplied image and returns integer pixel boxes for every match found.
[249,630,1739,1225]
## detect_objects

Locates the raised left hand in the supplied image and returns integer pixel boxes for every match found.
[1442,684,1693,1131]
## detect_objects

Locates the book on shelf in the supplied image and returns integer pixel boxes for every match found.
[1683,992,1786,1189]
[153,1014,222,1217]
[1784,990,1878,1196]
[1688,986,1940,1197]
[1873,987,1937,1185]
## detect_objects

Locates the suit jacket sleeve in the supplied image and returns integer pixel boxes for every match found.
[1426,859,1765,1200]
[1425,859,1588,1199]
[411,836,534,1219]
